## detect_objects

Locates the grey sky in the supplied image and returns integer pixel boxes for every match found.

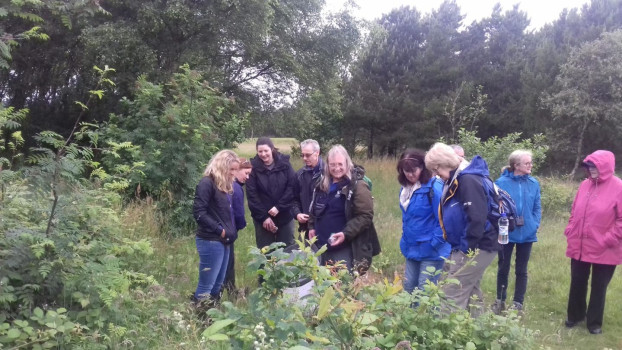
[328,0,591,30]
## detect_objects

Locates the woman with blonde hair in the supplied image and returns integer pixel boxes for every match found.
[425,142,500,314]
[192,150,240,304]
[492,150,541,314]
[308,145,381,273]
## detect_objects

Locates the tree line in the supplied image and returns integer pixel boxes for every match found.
[3,0,622,178]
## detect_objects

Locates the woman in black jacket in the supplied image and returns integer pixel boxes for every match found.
[192,150,240,303]
[246,137,297,250]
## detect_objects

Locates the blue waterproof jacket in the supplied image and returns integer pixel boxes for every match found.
[495,169,541,243]
[439,156,501,253]
[400,178,451,261]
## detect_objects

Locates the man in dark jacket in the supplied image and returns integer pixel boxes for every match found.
[425,143,500,315]
[293,139,323,240]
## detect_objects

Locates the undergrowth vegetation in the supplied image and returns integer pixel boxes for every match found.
[1,133,621,349]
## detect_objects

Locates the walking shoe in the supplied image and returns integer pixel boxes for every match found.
[507,301,523,316]
[491,299,505,315]
[508,301,523,311]
[588,327,602,335]
[564,318,584,328]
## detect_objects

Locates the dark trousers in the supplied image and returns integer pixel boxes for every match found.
[567,259,616,330]
[254,219,295,249]
[496,242,533,304]
[223,242,236,292]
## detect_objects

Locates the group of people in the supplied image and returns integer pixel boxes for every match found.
[191,138,380,304]
[191,138,622,335]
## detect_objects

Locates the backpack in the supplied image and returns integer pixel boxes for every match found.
[353,164,373,191]
[481,176,518,232]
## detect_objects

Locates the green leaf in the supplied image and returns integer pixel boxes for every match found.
[465,341,476,350]
[289,346,313,350]
[205,333,229,341]
[316,286,335,320]
[33,307,44,318]
[7,328,21,339]
[74,101,89,110]
[201,318,236,337]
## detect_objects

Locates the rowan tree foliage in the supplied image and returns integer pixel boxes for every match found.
[103,65,246,202]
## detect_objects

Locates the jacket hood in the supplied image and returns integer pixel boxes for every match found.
[251,153,291,172]
[459,155,490,178]
[583,150,615,181]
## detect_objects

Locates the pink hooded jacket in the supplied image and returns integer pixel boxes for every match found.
[565,150,622,265]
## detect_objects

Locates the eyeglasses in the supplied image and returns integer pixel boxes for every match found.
[301,152,316,158]
[521,162,533,166]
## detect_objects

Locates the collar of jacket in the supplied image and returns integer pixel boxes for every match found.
[251,153,291,172]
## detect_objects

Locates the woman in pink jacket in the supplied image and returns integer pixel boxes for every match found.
[564,150,622,335]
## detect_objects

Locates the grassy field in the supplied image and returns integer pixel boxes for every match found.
[140,138,622,349]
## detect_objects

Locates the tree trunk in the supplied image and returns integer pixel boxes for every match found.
[569,117,590,178]
[367,128,374,159]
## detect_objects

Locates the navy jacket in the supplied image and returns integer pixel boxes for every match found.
[400,177,451,261]
[246,153,296,226]
[439,156,501,253]
[232,181,247,231]
[193,176,237,243]
[495,170,541,243]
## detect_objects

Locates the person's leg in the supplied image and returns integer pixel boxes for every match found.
[465,250,497,316]
[254,219,275,249]
[567,259,591,324]
[512,242,533,305]
[223,242,235,293]
[210,244,231,298]
[496,243,514,302]
[194,238,226,300]
[586,263,616,331]
[321,245,353,272]
[442,250,496,312]
[403,259,421,294]
[418,260,445,289]
[275,219,295,247]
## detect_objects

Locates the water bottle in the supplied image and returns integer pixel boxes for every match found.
[498,213,509,244]
[328,233,337,246]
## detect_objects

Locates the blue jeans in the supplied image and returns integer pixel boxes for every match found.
[403,259,444,293]
[194,238,230,300]
[496,242,532,304]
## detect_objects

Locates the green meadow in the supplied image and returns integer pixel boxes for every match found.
[119,138,622,349]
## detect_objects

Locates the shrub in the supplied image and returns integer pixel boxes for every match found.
[202,241,536,349]
[455,129,549,179]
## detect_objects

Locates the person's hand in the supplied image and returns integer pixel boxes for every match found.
[329,232,345,246]
[268,207,279,217]
[309,229,316,239]
[297,213,309,223]
[221,229,226,238]
[263,217,277,233]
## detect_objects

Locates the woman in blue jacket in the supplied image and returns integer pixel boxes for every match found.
[397,149,451,293]
[492,150,541,313]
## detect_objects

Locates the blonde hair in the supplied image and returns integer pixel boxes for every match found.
[320,145,354,192]
[425,142,461,171]
[203,150,239,193]
[504,149,532,172]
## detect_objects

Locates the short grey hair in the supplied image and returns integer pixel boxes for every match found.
[506,149,532,172]
[450,144,464,155]
[300,139,320,153]
[425,142,462,171]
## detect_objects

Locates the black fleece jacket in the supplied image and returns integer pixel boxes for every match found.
[246,153,296,226]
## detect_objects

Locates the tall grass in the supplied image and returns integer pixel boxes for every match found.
[126,139,621,349]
